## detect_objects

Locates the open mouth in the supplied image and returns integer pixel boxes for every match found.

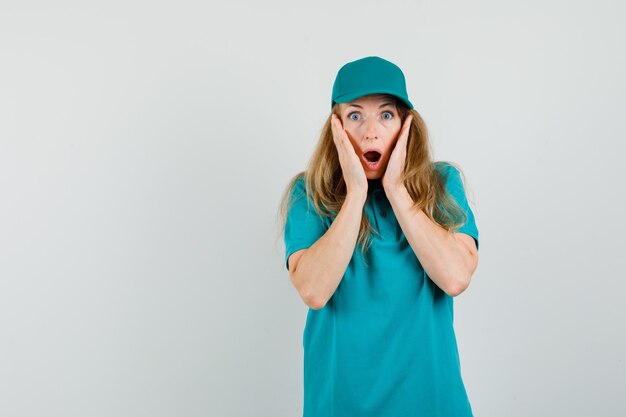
[364,151,382,162]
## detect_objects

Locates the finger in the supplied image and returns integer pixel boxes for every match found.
[333,116,344,139]
[400,115,412,145]
[332,116,355,161]
[335,120,349,149]
[332,115,347,144]
[331,115,341,146]
[402,115,412,136]
[332,118,348,158]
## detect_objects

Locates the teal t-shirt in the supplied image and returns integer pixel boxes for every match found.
[284,163,479,417]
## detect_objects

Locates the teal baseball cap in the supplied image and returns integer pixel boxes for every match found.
[331,56,414,110]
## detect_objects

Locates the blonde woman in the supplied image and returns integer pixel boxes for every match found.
[278,56,479,416]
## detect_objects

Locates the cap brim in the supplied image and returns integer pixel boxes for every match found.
[332,88,413,109]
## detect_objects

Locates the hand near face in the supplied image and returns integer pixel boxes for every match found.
[331,114,368,199]
[382,115,413,192]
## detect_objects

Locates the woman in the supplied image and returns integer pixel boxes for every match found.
[278,56,480,417]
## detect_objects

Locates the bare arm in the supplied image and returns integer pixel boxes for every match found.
[386,185,478,297]
[289,192,366,310]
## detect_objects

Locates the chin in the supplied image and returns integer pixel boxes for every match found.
[363,162,386,180]
[366,172,383,180]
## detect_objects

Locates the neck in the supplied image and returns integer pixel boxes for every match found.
[368,177,383,191]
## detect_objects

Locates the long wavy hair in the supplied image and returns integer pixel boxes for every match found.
[276,94,472,268]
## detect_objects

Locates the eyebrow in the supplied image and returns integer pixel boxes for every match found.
[346,102,395,109]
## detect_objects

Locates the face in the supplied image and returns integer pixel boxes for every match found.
[339,94,403,180]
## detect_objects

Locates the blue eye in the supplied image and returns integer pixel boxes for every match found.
[349,113,360,121]
[382,111,393,120]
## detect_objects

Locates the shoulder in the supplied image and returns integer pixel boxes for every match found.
[432,161,461,181]
[294,173,307,189]
[287,173,307,199]
[287,173,319,213]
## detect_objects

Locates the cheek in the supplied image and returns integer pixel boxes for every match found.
[384,138,399,156]
[388,128,402,147]
[343,125,359,139]
[344,134,358,149]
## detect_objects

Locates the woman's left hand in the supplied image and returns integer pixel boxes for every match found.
[382,115,413,192]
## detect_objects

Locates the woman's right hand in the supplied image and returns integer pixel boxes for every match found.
[331,114,368,200]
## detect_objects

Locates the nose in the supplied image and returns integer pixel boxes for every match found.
[364,115,378,140]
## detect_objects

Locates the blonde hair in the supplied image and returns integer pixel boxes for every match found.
[276,94,471,268]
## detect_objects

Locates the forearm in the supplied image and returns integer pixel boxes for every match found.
[386,185,475,296]
[294,192,366,309]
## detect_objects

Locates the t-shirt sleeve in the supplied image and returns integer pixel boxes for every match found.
[284,177,329,271]
[443,165,480,251]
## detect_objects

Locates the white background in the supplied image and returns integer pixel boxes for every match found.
[1,1,625,416]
